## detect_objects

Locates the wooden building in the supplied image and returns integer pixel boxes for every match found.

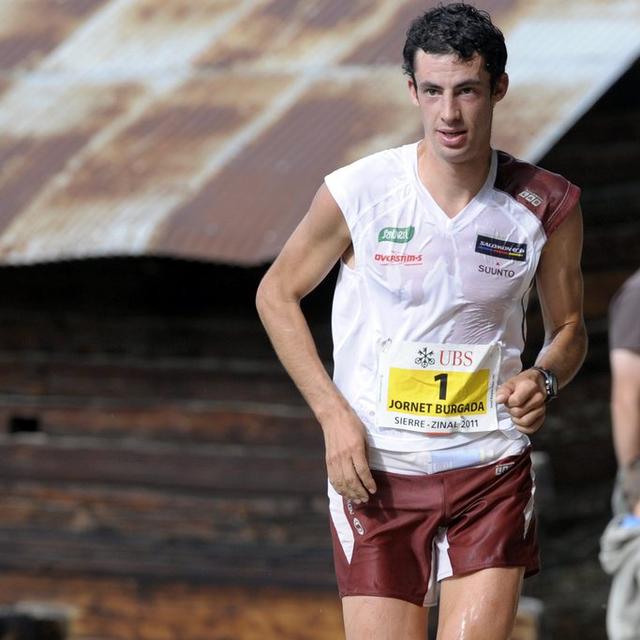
[0,1,637,638]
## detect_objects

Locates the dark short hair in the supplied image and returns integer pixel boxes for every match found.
[402,3,507,90]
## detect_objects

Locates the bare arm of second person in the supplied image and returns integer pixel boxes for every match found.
[256,184,376,503]
[611,348,640,516]
[611,349,640,468]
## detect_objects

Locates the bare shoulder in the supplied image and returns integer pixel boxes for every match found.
[295,182,351,247]
[611,349,640,376]
[259,183,351,301]
[540,202,583,260]
[308,182,347,226]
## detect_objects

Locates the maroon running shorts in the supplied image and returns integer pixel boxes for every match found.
[328,449,539,606]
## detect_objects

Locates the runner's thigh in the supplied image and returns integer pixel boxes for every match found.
[437,566,524,640]
[343,595,427,640]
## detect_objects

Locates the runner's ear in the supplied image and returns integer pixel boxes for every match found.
[408,78,419,106]
[492,73,508,103]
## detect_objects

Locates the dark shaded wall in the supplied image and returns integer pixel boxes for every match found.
[0,258,333,592]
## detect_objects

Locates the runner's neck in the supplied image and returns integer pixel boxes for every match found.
[416,141,493,219]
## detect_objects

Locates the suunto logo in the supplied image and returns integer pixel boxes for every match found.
[478,264,515,278]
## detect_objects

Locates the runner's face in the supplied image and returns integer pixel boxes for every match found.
[408,51,508,165]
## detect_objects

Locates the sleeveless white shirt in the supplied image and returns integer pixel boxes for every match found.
[324,142,580,473]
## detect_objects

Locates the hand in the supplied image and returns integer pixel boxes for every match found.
[322,408,377,503]
[496,369,547,435]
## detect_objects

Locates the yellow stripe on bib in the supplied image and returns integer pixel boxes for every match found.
[387,367,489,417]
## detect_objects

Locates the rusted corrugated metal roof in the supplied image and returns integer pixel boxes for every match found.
[0,0,637,266]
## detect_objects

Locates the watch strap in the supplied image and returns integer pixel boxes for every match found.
[532,366,558,403]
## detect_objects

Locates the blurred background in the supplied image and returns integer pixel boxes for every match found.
[0,0,637,638]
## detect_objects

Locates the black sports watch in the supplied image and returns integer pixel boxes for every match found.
[532,367,558,403]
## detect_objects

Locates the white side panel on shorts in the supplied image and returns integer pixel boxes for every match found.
[524,466,536,537]
[328,482,355,563]
[424,527,454,607]
[435,527,454,582]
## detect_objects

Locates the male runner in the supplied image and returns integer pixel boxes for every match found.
[256,4,587,639]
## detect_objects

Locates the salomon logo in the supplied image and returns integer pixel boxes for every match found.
[475,235,527,262]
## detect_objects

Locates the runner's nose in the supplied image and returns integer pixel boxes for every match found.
[441,94,461,124]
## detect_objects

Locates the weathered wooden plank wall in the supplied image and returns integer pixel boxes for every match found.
[0,574,345,640]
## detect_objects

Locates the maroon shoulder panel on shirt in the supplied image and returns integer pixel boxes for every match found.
[494,150,581,237]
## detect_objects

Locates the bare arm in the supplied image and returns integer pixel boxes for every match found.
[611,349,640,515]
[256,183,376,502]
[611,349,640,467]
[496,204,588,433]
[534,203,588,384]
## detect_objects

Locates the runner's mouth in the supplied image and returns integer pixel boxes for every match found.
[437,130,468,145]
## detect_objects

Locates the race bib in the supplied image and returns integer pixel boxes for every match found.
[376,340,501,434]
